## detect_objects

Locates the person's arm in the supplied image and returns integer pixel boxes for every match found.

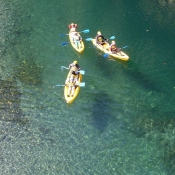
[68,64,72,69]
[65,79,69,85]
[109,45,113,52]
[95,35,99,41]
[77,64,81,70]
[102,36,108,42]
[79,36,82,41]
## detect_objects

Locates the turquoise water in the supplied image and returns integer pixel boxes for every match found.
[1,0,175,174]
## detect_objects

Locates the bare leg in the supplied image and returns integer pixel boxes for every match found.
[67,86,71,97]
[71,87,75,97]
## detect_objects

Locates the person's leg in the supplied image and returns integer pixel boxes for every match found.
[68,86,71,97]
[71,87,75,97]
[78,41,81,48]
[75,41,79,48]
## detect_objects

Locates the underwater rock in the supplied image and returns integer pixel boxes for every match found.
[159,0,166,6]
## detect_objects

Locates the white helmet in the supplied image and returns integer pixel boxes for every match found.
[97,31,101,35]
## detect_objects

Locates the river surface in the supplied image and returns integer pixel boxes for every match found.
[0,0,175,174]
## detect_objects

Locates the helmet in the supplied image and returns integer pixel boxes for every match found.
[97,31,101,35]
[73,60,78,65]
[112,41,115,44]
[71,23,74,25]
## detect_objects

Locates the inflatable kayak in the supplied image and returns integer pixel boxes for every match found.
[69,31,84,53]
[92,39,129,61]
[64,71,82,104]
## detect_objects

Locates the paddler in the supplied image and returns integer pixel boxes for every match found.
[71,32,82,49]
[95,31,108,46]
[68,23,78,32]
[109,41,121,54]
[69,60,81,75]
[65,74,76,97]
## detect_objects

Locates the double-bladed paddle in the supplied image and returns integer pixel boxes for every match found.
[59,29,90,37]
[103,46,128,58]
[56,82,85,87]
[85,36,115,42]
[61,66,85,75]
[61,41,74,46]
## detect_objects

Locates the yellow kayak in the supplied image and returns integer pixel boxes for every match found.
[92,39,129,61]
[69,31,84,53]
[64,71,82,104]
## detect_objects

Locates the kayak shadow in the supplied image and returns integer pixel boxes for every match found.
[94,53,167,94]
[91,90,119,132]
[122,60,167,94]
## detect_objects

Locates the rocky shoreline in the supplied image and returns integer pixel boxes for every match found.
[0,1,27,124]
[0,1,18,79]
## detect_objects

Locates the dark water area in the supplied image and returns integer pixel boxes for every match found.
[0,0,175,174]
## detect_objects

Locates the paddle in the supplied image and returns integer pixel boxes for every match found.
[59,29,90,37]
[61,66,85,75]
[61,42,73,46]
[85,36,115,42]
[61,38,83,46]
[56,82,85,87]
[103,46,128,58]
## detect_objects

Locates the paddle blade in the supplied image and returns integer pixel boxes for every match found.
[56,85,65,87]
[103,53,109,58]
[85,38,93,41]
[61,42,69,46]
[79,82,85,87]
[82,29,90,33]
[79,70,85,75]
[61,66,69,70]
[122,46,128,49]
[110,36,115,39]
[59,34,68,37]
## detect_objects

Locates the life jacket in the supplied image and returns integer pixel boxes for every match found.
[70,27,76,32]
[110,44,119,52]
[74,34,80,41]
[69,66,78,75]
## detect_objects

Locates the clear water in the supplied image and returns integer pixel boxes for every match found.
[1,0,175,174]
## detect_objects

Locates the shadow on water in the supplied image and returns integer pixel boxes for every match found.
[0,78,28,125]
[123,60,166,94]
[93,54,175,172]
[91,90,119,132]
[93,49,165,94]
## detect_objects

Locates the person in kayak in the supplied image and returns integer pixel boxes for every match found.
[72,32,82,49]
[69,60,81,75]
[68,23,78,32]
[110,41,121,54]
[95,31,108,45]
[65,74,76,97]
